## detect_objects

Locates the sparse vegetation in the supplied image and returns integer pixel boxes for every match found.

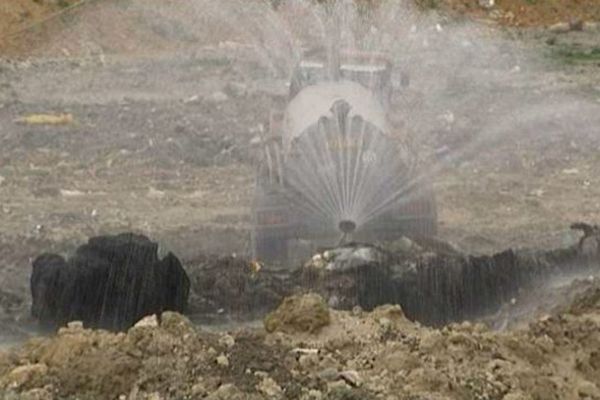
[552,46,600,65]
[415,0,440,9]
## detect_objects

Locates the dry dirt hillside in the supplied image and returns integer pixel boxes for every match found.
[0,0,78,39]
[2,0,600,57]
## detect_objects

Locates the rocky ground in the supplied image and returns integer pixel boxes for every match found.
[4,288,600,399]
[0,0,599,398]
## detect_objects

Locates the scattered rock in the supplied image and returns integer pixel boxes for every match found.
[216,354,229,367]
[577,380,600,398]
[489,9,503,20]
[59,189,85,197]
[183,94,201,104]
[206,384,244,400]
[66,321,84,330]
[264,293,330,334]
[134,314,159,328]
[19,387,54,400]
[339,370,362,387]
[327,386,375,400]
[256,376,283,398]
[218,334,235,348]
[207,91,229,104]
[0,176,5,186]
[562,168,580,175]
[3,364,48,390]
[478,0,494,9]
[190,382,207,397]
[548,22,571,33]
[305,389,323,400]
[147,187,166,199]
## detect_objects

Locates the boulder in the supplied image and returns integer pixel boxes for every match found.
[31,233,190,331]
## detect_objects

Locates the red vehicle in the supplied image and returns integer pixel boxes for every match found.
[252,49,437,262]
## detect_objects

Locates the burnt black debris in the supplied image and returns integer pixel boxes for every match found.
[188,255,292,321]
[31,233,190,331]
[29,226,600,329]
[302,238,598,326]
[182,228,599,327]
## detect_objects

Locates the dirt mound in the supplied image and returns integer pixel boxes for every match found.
[4,288,600,399]
[264,293,331,334]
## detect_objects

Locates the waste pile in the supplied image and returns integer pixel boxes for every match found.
[188,228,599,326]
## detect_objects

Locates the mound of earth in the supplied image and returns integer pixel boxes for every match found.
[264,293,330,334]
[3,291,600,399]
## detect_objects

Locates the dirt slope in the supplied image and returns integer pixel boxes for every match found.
[0,0,78,39]
[2,0,600,57]
[3,288,600,399]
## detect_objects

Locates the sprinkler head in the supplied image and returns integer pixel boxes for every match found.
[338,220,357,234]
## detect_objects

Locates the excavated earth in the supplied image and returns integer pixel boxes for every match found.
[4,287,600,399]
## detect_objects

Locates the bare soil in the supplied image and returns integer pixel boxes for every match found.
[0,0,79,38]
[0,1,599,397]
[442,0,600,27]
[4,290,600,399]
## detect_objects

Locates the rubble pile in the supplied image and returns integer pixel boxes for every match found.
[2,288,600,399]
[181,231,599,328]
